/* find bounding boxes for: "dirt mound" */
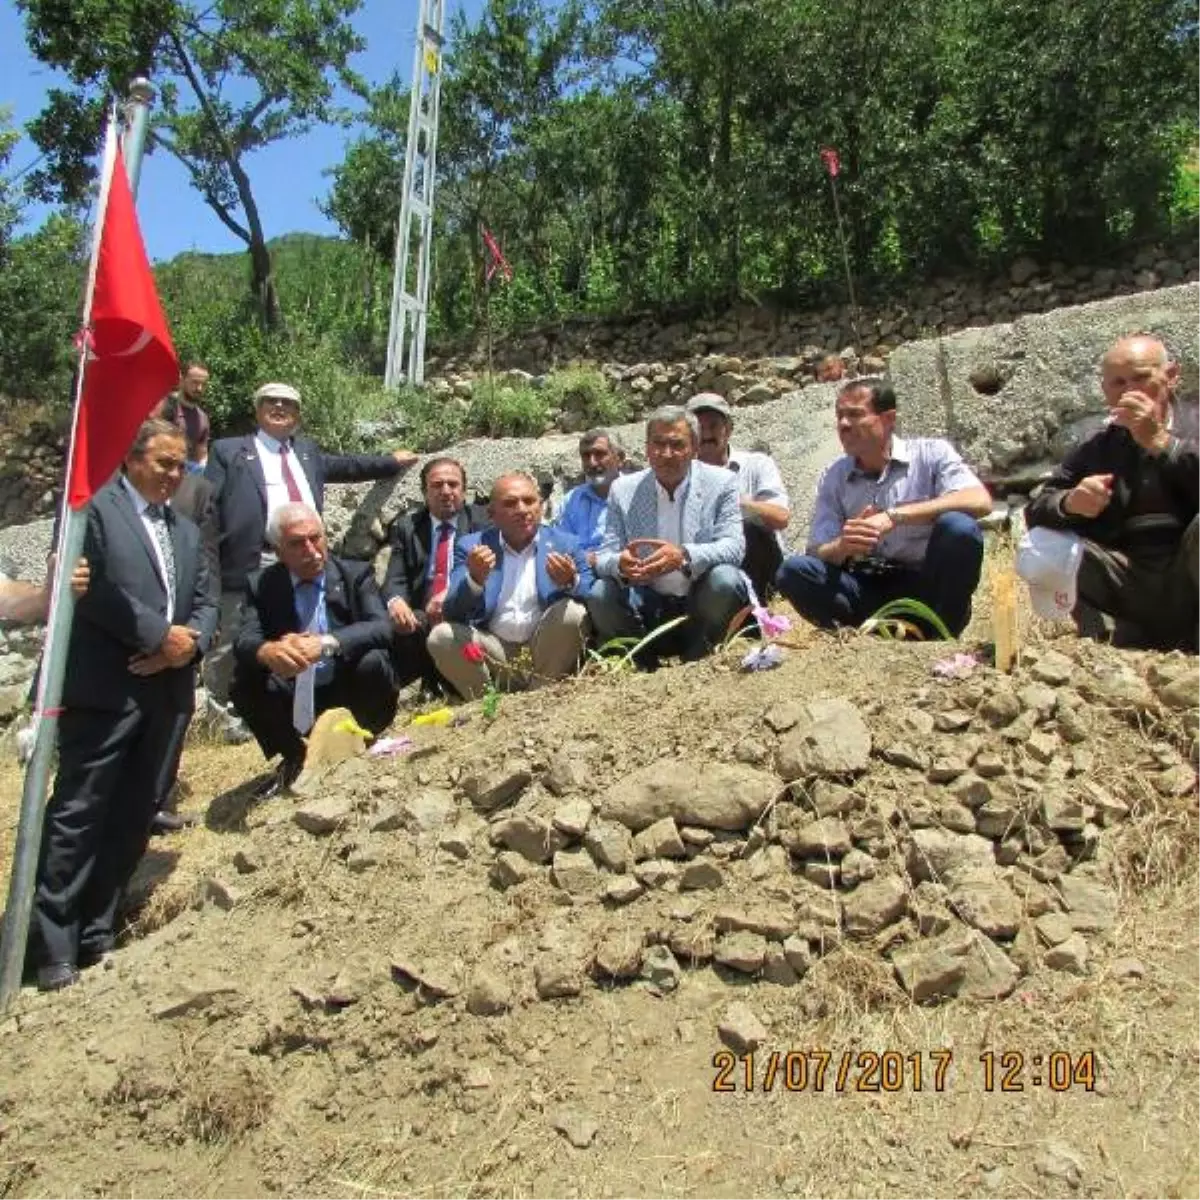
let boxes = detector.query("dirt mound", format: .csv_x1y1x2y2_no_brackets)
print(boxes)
0,632,1197,1198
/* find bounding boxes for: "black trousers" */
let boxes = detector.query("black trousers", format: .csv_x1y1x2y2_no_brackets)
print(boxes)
390,615,444,693
743,522,783,603
33,701,191,967
231,648,399,763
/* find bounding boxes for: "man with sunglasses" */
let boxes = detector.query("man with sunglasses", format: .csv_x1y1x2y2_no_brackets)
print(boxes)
776,377,992,637
204,382,418,723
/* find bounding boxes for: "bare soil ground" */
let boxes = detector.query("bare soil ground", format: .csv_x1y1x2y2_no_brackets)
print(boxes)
0,569,1197,1199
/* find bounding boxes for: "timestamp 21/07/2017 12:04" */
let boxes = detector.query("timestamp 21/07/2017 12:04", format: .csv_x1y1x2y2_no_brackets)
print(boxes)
711,1049,1099,1093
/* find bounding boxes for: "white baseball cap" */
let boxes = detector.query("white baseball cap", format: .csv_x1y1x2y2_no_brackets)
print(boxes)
1015,527,1084,621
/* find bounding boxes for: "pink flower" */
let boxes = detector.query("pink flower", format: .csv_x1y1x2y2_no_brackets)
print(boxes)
753,607,792,638
461,643,486,664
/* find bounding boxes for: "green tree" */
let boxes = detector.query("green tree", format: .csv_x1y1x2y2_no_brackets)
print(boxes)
0,109,87,402
17,0,367,331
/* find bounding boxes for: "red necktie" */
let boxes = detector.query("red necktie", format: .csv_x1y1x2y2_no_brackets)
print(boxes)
279,442,303,503
431,522,452,597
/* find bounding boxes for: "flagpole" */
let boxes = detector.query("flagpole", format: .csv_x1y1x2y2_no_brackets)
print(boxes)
828,172,863,351
820,147,863,353
0,79,156,1011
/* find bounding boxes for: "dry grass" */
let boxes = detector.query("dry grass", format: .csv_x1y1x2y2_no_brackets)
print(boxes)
180,1059,273,1146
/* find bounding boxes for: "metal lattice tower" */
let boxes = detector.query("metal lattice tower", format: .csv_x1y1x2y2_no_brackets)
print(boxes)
384,0,446,389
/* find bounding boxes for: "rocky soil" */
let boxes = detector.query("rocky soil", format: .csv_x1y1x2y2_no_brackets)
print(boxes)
0,628,1196,1199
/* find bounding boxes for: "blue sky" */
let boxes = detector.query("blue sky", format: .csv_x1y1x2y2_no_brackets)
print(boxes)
1,0,484,263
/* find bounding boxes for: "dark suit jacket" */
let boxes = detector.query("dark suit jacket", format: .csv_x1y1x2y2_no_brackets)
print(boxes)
233,555,395,671
173,472,220,591
64,479,218,713
206,433,406,592
444,526,593,627
382,503,491,612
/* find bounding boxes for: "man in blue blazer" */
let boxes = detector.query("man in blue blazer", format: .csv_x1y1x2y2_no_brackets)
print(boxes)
32,418,218,990
590,404,748,662
427,472,592,698
203,382,417,717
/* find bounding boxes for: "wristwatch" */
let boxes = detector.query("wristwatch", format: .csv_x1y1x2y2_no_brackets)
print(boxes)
319,634,340,660
885,507,903,528
680,547,693,578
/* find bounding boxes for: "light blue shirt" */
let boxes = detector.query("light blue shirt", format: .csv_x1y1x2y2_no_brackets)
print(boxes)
555,483,609,552
807,436,983,566
291,571,333,684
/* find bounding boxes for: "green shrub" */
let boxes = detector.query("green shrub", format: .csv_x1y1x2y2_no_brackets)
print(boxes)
388,384,470,452
468,381,553,438
541,367,629,428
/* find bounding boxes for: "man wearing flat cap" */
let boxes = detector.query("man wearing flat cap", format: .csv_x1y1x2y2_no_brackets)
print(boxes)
204,382,418,718
686,392,791,602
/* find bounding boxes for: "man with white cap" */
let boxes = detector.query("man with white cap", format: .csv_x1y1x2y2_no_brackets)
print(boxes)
204,382,418,721
686,392,791,600
1025,335,1198,649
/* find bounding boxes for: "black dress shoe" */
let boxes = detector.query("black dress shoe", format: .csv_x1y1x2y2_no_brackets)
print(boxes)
150,810,197,835
37,963,79,992
254,754,305,799
78,941,115,969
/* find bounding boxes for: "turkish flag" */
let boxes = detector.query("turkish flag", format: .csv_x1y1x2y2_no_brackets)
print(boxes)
67,145,178,508
820,147,840,178
481,223,513,284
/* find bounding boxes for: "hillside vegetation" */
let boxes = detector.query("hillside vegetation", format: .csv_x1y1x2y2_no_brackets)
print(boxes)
0,0,1196,449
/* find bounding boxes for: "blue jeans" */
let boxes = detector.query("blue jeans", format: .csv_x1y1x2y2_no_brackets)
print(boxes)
587,564,749,661
775,512,984,637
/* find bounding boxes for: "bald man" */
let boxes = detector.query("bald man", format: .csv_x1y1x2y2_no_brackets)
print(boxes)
1026,336,1198,650
427,472,592,699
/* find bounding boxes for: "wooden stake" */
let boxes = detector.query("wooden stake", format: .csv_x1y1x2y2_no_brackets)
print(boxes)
993,566,1020,673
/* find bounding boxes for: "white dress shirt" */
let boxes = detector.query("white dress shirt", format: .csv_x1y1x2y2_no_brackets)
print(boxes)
121,475,174,615
468,538,543,643
652,478,690,597
256,430,317,522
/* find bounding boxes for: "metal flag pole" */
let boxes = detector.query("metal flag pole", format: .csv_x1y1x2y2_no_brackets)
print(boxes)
0,79,156,1011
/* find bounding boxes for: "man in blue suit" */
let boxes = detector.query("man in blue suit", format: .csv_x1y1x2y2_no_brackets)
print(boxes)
589,405,748,662
427,472,592,698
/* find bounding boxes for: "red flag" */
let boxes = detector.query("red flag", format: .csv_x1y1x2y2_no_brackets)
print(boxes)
481,223,513,284
820,147,840,178
67,144,178,508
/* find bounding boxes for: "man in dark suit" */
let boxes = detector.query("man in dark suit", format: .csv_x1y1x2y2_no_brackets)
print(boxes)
381,456,489,689
31,419,218,991
427,472,592,699
203,381,417,717
230,502,399,793
148,397,225,831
